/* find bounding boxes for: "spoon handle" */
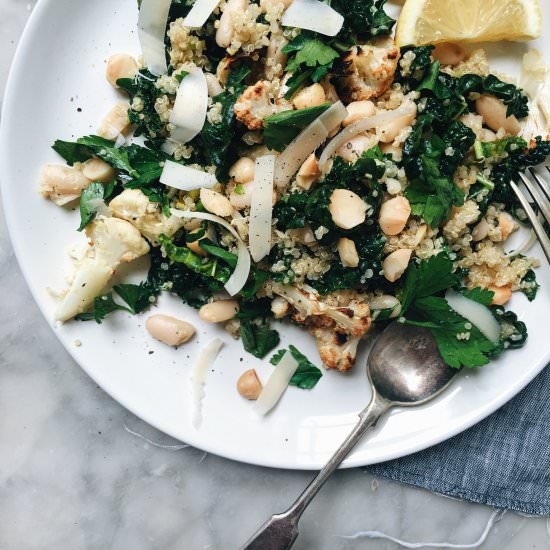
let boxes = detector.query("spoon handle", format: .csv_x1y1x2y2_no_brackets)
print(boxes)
240,392,390,550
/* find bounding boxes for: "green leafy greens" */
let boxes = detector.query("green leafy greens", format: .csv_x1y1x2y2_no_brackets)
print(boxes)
330,0,396,40
270,345,323,389
282,36,340,98
263,103,331,151
240,321,280,359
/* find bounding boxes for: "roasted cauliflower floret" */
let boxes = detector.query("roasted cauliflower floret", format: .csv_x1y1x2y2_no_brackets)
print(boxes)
271,283,372,371
309,328,362,373
109,189,186,244
234,80,290,130
335,37,400,103
55,217,150,322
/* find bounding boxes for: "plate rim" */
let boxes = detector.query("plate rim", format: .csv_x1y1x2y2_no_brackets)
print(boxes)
2,0,550,471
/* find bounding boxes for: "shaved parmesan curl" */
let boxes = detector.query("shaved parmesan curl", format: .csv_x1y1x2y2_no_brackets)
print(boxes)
138,0,172,75
160,161,217,191
249,155,276,262
254,351,299,415
445,291,500,344
191,338,225,428
184,0,221,28
274,101,348,190
282,0,344,37
169,68,208,144
170,209,251,296
318,101,417,171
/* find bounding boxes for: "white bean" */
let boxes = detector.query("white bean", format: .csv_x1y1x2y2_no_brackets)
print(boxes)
205,73,224,97
498,212,515,240
378,111,416,143
337,134,379,163
383,249,412,283
379,196,411,236
229,182,254,210
296,153,321,190
39,165,92,205
216,0,248,48
471,218,490,241
380,142,403,161
432,43,467,66
292,84,326,110
342,101,375,127
489,285,512,306
199,300,240,323
475,95,520,135
229,157,255,184
81,159,116,183
106,53,138,88
237,369,263,400
329,189,367,230
187,241,205,256
271,296,289,319
97,102,131,140
200,188,234,217
146,314,196,347
337,238,360,268
369,294,401,318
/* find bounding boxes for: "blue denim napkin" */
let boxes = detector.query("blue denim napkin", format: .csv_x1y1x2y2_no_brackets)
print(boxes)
368,366,550,516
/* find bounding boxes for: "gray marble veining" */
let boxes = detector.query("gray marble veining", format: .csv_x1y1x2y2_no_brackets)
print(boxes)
1,1,550,548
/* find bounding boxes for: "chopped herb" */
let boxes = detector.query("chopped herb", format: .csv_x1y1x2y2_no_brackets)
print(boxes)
78,183,106,231
405,296,496,369
76,293,132,323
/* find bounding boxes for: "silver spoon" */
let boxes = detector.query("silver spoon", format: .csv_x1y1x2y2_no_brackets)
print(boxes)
241,322,457,550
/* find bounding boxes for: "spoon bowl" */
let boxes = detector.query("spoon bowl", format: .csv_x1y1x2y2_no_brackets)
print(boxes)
368,323,457,404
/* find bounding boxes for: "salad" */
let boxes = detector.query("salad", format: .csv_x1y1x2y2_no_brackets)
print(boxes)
40,0,549,405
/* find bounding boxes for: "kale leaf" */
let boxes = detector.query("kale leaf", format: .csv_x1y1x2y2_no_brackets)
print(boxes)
273,192,309,230
330,0,396,40
490,306,528,354
159,234,233,285
310,231,386,295
481,137,550,212
190,65,251,182
117,69,166,147
240,321,280,358
403,116,473,227
270,345,323,389
147,245,221,309
305,150,385,239
520,269,539,302
456,74,529,118
263,103,331,151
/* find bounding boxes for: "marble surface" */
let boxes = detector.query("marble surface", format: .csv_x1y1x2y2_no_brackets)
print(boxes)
1,2,550,549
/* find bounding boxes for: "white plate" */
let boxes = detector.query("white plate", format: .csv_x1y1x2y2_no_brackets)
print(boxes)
1,0,550,470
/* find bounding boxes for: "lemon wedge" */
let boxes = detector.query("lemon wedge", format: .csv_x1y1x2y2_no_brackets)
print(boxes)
395,0,542,47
